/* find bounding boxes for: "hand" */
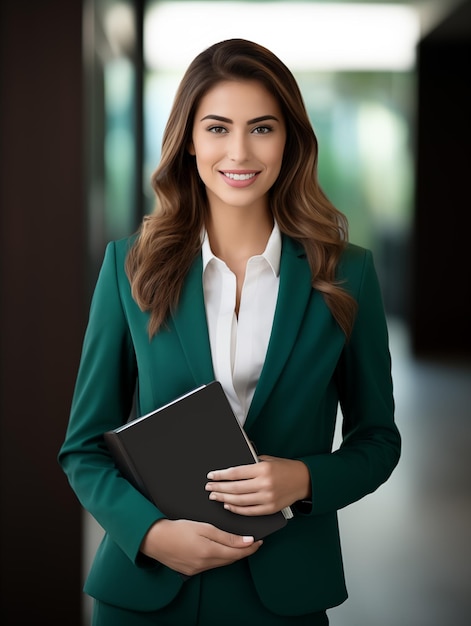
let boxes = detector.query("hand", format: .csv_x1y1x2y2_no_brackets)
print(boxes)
139,519,263,577
205,456,311,516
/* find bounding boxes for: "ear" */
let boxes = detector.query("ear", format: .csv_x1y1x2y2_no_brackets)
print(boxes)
187,141,195,156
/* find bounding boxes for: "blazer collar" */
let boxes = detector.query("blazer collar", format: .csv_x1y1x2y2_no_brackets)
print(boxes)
170,236,321,427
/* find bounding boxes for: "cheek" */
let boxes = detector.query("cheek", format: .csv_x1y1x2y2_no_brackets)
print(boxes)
193,141,219,167
194,150,218,183
266,137,285,164
267,140,286,172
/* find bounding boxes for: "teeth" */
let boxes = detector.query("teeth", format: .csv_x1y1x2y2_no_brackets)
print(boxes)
224,172,256,181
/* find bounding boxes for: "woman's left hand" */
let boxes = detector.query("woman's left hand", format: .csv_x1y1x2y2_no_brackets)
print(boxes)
205,456,311,516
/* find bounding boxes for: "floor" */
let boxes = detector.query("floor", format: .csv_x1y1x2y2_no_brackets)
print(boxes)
83,317,471,625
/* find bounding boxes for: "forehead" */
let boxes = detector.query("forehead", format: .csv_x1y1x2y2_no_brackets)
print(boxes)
195,80,282,118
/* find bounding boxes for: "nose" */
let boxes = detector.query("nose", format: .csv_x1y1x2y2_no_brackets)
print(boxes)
227,131,250,162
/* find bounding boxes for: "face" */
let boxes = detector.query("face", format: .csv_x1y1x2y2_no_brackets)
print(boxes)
189,80,286,215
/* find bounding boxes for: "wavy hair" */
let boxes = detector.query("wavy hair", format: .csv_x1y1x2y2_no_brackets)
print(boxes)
126,38,357,338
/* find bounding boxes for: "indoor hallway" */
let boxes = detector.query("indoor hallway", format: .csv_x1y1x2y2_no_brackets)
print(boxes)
331,317,471,626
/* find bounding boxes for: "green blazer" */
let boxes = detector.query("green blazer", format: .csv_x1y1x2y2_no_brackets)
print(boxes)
58,235,400,615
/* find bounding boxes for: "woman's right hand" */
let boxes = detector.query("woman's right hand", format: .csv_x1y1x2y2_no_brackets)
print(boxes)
139,518,263,577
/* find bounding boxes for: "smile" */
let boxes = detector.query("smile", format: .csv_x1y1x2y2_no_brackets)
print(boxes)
222,172,257,181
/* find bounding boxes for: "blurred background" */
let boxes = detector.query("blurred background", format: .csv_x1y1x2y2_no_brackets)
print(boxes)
1,1,470,624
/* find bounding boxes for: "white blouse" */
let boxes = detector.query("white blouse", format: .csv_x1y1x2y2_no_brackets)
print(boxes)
202,223,281,425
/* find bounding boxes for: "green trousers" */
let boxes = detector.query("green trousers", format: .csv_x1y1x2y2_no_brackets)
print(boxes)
91,559,329,626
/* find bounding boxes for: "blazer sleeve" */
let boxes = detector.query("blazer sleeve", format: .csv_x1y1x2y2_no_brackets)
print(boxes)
58,241,166,566
297,247,401,515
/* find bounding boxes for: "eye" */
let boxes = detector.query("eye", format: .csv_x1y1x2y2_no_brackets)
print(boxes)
208,126,228,135
252,125,273,135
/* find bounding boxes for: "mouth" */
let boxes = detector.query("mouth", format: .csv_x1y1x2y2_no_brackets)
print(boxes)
219,170,261,188
221,171,258,181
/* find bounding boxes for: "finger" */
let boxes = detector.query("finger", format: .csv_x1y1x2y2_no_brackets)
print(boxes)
212,538,264,566
223,502,271,516
199,523,263,549
205,478,259,495
207,464,257,481
208,489,263,507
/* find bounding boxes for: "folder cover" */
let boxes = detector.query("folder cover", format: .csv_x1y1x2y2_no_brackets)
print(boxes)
104,381,289,540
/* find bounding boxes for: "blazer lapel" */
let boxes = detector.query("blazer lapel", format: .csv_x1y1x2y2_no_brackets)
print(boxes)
170,239,331,426
171,254,215,386
245,237,316,429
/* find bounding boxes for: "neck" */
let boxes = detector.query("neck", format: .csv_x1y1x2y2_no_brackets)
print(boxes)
206,207,273,264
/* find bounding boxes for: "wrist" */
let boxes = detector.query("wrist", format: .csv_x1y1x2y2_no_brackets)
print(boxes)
293,460,311,501
140,518,170,557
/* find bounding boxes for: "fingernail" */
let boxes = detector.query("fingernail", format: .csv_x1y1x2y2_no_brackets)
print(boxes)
207,472,214,480
242,536,254,543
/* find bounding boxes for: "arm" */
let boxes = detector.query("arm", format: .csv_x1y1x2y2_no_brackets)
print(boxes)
58,241,262,571
299,248,401,515
58,242,163,565
205,249,400,517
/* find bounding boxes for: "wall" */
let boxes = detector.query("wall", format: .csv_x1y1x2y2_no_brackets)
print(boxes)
412,0,471,359
0,1,85,623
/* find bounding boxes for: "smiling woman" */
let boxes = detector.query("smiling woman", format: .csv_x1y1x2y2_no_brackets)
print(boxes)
58,38,401,626
188,80,286,218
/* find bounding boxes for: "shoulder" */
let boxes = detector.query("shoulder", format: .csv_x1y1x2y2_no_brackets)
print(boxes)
338,243,381,303
339,243,372,272
98,234,138,279
338,243,372,274
94,235,138,297
282,236,373,275
106,234,138,263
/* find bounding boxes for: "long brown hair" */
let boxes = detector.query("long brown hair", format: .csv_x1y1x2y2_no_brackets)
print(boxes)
126,38,357,338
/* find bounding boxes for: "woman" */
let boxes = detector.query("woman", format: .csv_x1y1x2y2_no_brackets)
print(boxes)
58,38,401,625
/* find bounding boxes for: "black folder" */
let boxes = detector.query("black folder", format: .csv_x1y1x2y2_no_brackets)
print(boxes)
104,381,290,540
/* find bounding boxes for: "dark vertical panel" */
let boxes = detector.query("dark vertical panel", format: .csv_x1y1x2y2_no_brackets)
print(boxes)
0,1,85,623
412,0,471,359
134,0,146,224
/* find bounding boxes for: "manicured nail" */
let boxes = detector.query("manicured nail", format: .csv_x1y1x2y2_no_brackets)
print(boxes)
207,472,214,480
242,536,254,543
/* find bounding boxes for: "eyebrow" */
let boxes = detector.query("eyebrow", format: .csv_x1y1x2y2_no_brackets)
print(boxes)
199,114,280,125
